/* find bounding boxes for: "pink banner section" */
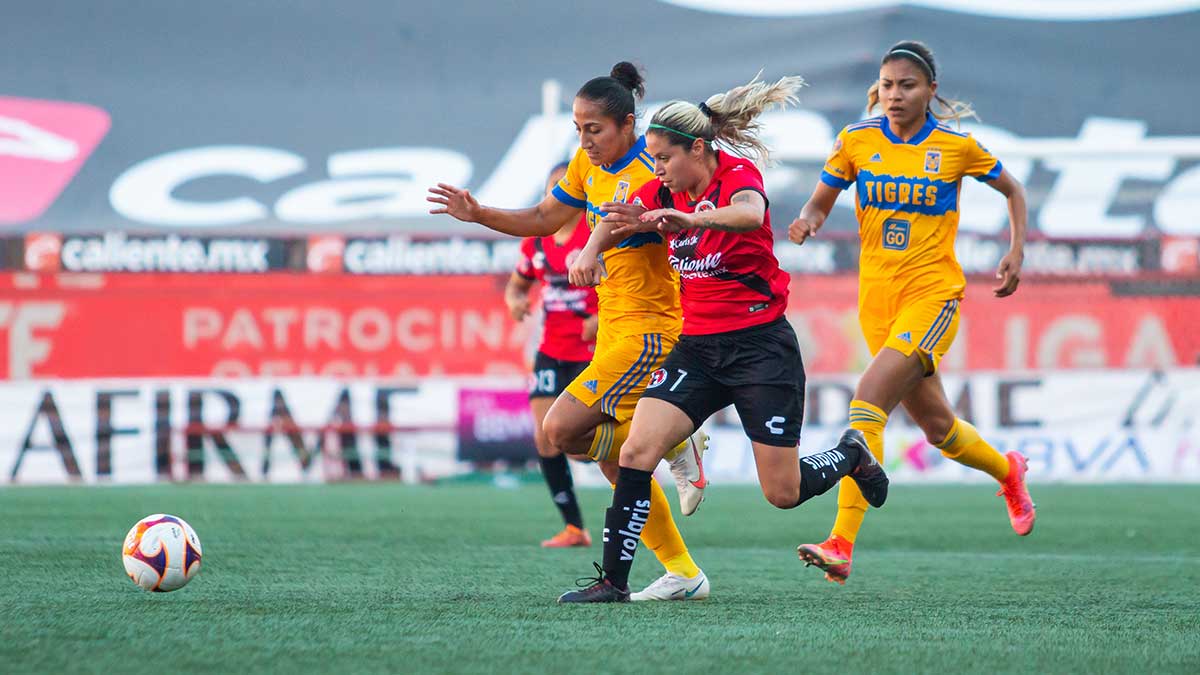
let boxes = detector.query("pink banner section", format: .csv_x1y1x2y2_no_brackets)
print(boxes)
456,388,534,462
0,272,1196,379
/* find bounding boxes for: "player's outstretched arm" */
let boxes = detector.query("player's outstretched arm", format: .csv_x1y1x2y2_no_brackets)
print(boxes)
789,182,840,245
664,190,766,233
428,184,580,238
983,169,1027,298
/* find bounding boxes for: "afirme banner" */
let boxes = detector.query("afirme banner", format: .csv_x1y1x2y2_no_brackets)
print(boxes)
1,274,1197,379
1,371,1197,486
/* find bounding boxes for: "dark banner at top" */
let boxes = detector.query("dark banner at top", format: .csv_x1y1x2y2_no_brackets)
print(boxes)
1,1,1199,241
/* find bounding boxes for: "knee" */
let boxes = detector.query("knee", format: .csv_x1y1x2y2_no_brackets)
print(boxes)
918,413,956,445
542,414,572,451
533,429,557,459
618,436,659,470
763,484,801,510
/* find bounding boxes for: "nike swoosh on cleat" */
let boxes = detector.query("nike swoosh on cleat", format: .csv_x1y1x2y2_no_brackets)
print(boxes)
688,443,708,488
684,579,705,597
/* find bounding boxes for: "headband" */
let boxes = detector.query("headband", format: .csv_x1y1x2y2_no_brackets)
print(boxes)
888,48,935,80
648,123,702,141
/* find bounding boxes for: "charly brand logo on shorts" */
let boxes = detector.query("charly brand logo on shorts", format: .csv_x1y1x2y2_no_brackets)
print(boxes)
656,0,1200,20
0,96,111,225
647,368,668,388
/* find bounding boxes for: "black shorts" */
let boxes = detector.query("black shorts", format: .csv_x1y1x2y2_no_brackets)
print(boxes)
642,317,805,446
529,351,591,399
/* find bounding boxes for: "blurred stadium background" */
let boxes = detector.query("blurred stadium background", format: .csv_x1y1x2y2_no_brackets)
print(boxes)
1,1,1198,672
1,0,1196,487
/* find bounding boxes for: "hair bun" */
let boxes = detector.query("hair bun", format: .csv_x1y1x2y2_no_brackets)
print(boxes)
609,61,646,100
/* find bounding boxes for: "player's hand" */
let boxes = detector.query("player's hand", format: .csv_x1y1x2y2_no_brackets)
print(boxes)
994,249,1023,297
580,314,599,342
427,183,482,222
788,216,820,245
640,208,693,233
506,296,530,322
600,201,654,238
569,251,603,287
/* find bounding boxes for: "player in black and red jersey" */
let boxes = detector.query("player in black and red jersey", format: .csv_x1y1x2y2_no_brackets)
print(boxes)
560,75,889,602
506,162,600,548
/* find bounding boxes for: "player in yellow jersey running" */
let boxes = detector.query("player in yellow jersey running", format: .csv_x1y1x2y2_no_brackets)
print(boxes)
428,63,711,601
788,41,1037,585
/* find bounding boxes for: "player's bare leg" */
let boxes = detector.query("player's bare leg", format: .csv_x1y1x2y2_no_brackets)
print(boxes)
545,391,708,513
801,348,920,584
531,396,590,548
547,395,707,603
543,391,612,458
621,399,711,601
904,374,1035,535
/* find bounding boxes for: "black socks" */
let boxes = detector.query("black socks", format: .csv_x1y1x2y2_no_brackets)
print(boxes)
601,466,653,590
539,454,583,528
797,443,861,506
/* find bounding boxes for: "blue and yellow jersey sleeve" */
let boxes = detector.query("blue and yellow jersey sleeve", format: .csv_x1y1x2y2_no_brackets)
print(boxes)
821,123,867,190
552,148,589,209
962,137,1003,182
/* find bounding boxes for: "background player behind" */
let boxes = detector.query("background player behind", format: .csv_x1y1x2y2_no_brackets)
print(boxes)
788,40,1036,585
429,63,711,600
559,75,888,603
506,162,599,548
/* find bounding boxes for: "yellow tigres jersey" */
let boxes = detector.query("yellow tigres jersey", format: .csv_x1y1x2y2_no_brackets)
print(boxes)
553,135,681,341
822,112,1003,302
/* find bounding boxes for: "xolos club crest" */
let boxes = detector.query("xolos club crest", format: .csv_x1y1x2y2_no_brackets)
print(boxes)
647,368,668,388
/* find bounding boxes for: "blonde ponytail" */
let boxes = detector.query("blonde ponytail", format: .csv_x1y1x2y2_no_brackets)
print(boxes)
647,73,805,165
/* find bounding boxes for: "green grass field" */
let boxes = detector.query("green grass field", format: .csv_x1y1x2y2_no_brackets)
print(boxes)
1,482,1198,674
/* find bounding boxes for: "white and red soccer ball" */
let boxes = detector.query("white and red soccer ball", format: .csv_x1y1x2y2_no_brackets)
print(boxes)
122,514,202,592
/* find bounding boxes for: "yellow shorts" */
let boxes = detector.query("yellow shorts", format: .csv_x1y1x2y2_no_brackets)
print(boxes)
564,332,676,423
860,297,960,375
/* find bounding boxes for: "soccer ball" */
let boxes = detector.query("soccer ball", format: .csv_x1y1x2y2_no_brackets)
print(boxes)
122,514,203,592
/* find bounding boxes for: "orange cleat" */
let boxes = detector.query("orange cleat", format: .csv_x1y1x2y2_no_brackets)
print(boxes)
797,535,854,585
541,525,592,548
998,452,1036,536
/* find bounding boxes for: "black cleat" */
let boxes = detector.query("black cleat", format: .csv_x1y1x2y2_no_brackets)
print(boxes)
843,429,889,508
557,563,631,604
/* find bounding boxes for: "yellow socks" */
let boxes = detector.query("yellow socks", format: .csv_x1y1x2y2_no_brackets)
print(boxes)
641,478,701,578
937,418,1009,481
831,400,888,543
587,421,631,462
593,422,687,462
662,437,690,461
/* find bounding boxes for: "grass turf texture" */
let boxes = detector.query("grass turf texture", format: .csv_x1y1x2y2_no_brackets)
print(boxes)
1,483,1198,674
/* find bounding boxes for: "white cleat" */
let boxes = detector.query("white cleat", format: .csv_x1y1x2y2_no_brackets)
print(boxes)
668,428,710,516
630,570,710,602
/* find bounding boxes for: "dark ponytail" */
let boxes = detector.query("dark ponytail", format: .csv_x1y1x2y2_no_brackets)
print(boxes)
576,61,645,122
